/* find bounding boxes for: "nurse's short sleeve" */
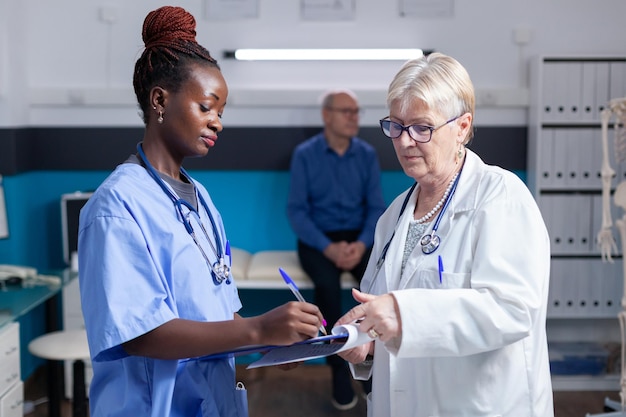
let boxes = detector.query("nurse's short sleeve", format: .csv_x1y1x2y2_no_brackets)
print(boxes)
79,214,177,362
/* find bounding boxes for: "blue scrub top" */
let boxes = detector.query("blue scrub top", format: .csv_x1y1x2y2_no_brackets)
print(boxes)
78,163,245,417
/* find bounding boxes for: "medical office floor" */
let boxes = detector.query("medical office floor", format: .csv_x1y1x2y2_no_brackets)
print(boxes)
23,364,621,416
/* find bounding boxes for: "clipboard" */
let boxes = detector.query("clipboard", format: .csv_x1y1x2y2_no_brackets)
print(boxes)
247,323,371,368
184,322,371,368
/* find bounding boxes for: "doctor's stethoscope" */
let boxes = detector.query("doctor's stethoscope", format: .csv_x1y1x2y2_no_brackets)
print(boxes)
365,168,462,293
137,143,231,285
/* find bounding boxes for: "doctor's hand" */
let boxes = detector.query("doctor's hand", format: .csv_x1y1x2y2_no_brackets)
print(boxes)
336,288,402,343
338,341,372,364
256,301,324,346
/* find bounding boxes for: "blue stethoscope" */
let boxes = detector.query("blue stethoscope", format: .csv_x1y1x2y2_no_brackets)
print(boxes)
365,168,462,293
419,171,461,254
136,143,231,285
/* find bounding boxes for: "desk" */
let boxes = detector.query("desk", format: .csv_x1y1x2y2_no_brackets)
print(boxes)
0,269,77,417
0,270,75,326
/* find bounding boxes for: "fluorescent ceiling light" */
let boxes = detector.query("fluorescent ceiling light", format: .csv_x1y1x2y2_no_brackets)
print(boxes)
225,48,425,61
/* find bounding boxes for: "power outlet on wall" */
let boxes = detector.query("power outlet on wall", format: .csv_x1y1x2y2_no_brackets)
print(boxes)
99,5,118,24
513,27,532,46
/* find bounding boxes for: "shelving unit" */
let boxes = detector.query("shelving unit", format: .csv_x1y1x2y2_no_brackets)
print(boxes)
528,55,626,391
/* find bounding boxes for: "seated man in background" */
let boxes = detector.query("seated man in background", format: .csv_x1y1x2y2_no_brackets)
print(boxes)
287,89,386,410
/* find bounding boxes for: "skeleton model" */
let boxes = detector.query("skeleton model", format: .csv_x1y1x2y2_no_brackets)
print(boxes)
592,97,626,416
598,98,626,262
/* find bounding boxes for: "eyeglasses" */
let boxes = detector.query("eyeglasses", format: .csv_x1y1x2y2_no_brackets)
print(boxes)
326,107,362,116
379,115,461,143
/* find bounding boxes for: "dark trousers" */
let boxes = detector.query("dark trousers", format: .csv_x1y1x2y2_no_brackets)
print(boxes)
297,230,371,369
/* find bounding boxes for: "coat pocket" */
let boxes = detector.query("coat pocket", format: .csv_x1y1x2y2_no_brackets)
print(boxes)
415,269,471,289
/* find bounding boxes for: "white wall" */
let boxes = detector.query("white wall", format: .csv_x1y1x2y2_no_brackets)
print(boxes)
1,0,626,128
0,0,29,126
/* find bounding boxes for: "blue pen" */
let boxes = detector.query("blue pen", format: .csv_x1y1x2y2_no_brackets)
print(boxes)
438,255,443,284
224,240,231,267
279,267,327,335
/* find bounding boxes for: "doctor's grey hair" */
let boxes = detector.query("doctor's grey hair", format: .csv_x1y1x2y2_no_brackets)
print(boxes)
387,52,475,144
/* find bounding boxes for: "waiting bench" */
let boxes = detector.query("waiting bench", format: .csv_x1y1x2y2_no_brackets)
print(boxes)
230,248,358,289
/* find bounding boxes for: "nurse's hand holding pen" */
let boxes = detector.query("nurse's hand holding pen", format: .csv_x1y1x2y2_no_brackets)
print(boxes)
335,288,402,363
252,301,325,347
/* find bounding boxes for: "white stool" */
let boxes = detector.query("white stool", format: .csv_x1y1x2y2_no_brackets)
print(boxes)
28,329,90,417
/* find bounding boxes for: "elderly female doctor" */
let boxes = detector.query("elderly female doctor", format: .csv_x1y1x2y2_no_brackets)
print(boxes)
336,52,554,417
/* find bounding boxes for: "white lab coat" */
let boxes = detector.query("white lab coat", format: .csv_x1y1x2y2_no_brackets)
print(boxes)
351,150,554,417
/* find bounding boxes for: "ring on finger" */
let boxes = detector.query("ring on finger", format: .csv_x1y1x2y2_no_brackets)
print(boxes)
368,328,380,339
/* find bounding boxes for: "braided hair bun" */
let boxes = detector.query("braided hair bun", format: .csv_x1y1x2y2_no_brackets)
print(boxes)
143,6,197,55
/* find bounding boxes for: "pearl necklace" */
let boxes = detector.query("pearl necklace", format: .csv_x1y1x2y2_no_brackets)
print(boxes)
414,172,459,224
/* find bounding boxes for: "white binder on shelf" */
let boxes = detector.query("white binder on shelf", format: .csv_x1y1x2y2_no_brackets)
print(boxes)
610,61,626,99
575,128,595,189
547,258,564,318
578,129,594,189
564,128,580,188
541,62,561,123
573,194,593,254
538,196,558,254
580,62,597,123
564,62,583,122
552,129,569,189
538,128,555,189
552,195,569,256
599,258,622,317
560,259,579,317
593,62,611,122
549,258,588,318
568,195,585,254
616,163,622,190
586,258,605,318
573,258,593,317
557,195,576,255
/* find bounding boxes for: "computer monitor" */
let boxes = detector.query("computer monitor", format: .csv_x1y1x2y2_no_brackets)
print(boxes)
61,192,93,268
